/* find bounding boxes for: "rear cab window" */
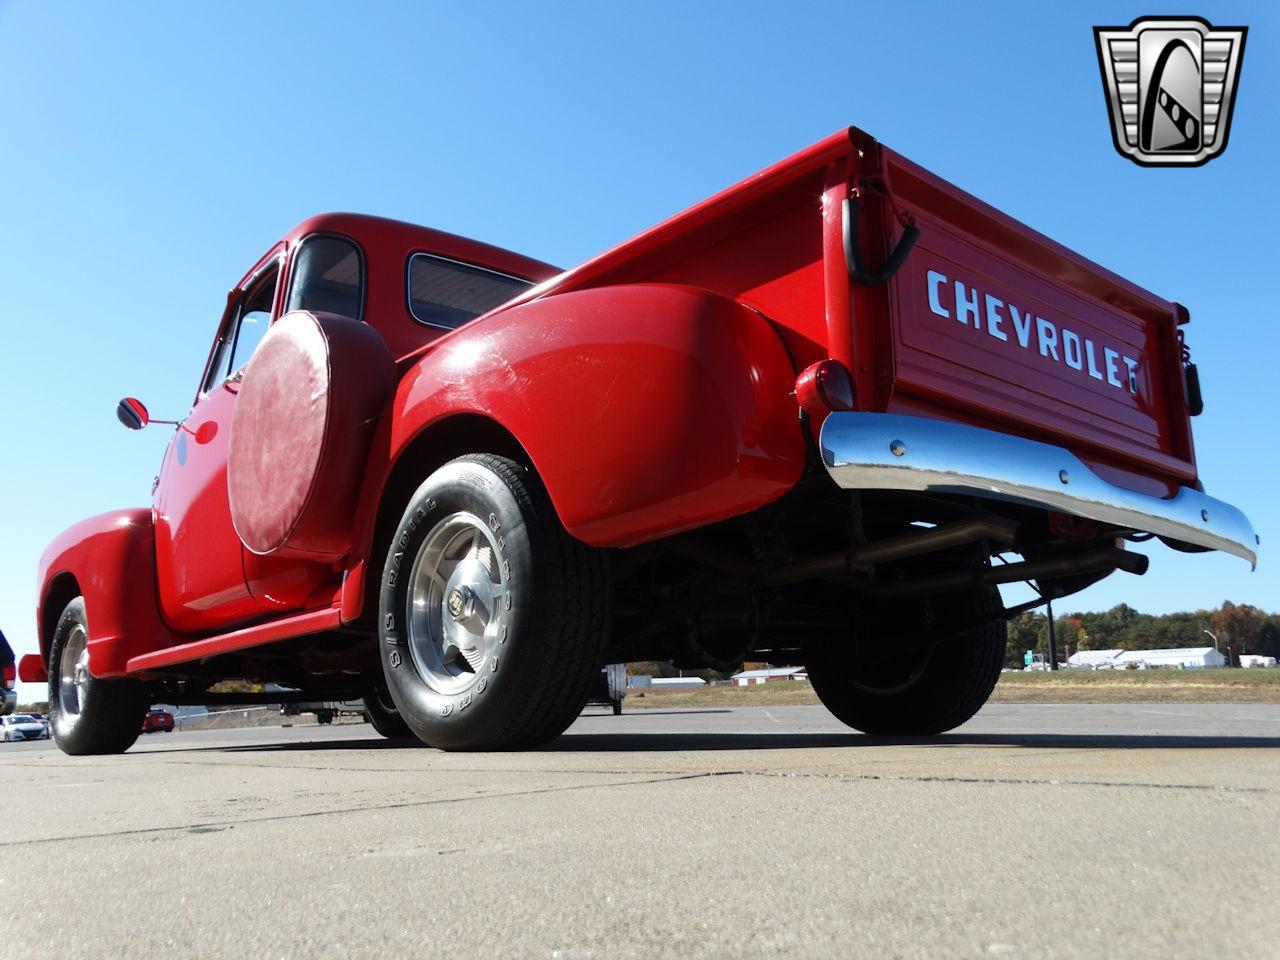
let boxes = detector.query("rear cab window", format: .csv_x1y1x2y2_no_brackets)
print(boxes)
287,235,365,320
406,254,533,330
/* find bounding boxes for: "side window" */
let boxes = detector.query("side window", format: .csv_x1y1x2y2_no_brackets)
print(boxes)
228,269,276,372
203,262,280,393
286,235,364,320
407,254,532,330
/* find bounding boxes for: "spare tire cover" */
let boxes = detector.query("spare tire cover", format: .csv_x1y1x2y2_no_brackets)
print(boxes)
229,310,394,560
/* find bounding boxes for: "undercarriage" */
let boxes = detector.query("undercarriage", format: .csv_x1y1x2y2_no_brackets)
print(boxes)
608,479,1148,672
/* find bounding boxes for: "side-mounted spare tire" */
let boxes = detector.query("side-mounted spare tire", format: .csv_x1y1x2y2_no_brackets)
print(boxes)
228,310,394,561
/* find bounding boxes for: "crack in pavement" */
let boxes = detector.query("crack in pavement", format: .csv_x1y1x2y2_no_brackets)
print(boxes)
3,740,1265,778
9,755,1272,795
3,763,1270,850
0,770,729,848
759,770,1274,794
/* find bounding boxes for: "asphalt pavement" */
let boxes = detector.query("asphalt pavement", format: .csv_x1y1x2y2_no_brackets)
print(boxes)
2,703,1278,959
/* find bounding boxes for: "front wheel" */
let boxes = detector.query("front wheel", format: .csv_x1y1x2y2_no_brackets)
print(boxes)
805,587,1005,736
363,678,412,739
48,598,147,755
378,454,610,751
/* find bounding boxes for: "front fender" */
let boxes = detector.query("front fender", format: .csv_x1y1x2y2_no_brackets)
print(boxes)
37,509,180,678
389,283,805,547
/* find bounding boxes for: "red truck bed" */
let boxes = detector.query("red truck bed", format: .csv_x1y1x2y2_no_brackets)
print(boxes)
522,126,1196,497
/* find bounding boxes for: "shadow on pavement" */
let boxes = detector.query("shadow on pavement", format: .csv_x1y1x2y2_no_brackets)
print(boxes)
542,732,1280,752
156,730,1280,755
577,709,732,717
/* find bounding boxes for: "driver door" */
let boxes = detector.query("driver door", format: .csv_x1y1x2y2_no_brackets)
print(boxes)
153,249,282,634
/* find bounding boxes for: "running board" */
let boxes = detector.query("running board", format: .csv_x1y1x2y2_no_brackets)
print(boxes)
125,607,343,674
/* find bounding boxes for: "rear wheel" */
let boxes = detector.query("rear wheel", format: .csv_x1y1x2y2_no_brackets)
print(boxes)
805,587,1005,735
379,454,610,751
48,598,147,755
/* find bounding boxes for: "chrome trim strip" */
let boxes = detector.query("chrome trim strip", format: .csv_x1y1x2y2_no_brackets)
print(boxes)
820,413,1258,568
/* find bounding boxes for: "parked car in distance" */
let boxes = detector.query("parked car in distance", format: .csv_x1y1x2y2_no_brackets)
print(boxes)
140,708,175,734
1,714,50,742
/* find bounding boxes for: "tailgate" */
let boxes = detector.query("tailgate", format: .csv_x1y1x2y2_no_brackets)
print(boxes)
868,145,1196,486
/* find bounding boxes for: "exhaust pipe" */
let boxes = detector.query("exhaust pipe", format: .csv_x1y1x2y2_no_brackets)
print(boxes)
864,545,1147,599
756,517,1020,586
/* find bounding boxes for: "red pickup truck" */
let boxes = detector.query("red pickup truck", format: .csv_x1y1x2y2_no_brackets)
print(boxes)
24,126,1255,755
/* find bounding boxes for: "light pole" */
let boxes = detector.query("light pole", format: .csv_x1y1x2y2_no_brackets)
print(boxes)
1046,598,1058,671
1204,629,1224,667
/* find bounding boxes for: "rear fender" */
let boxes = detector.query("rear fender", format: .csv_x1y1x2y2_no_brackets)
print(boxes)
340,283,804,620
37,509,181,678
396,283,803,543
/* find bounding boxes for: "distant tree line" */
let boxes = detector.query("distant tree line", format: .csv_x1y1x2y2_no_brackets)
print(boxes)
631,602,1279,675
1004,601,1278,669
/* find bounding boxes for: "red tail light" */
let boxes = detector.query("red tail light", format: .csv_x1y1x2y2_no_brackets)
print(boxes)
2,662,15,689
795,359,856,416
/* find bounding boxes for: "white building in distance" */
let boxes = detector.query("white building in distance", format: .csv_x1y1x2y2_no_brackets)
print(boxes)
1240,655,1277,669
1067,647,1227,669
731,666,808,686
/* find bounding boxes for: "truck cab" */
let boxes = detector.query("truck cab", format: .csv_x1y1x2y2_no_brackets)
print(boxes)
152,215,558,635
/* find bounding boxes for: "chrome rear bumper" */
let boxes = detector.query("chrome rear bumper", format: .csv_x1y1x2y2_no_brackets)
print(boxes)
820,413,1258,568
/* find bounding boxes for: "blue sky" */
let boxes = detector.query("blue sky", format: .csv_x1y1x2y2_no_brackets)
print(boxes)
1,1,1275,697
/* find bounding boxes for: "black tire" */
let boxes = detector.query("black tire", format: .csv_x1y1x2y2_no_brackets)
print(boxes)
48,598,147,755
378,454,610,751
363,678,412,739
805,587,1005,736
316,711,334,725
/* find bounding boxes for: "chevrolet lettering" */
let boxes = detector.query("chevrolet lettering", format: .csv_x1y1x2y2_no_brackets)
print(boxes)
926,268,1140,393
27,126,1255,757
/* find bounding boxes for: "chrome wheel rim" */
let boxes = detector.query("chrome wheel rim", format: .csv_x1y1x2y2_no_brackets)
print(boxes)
406,512,508,695
58,623,90,728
